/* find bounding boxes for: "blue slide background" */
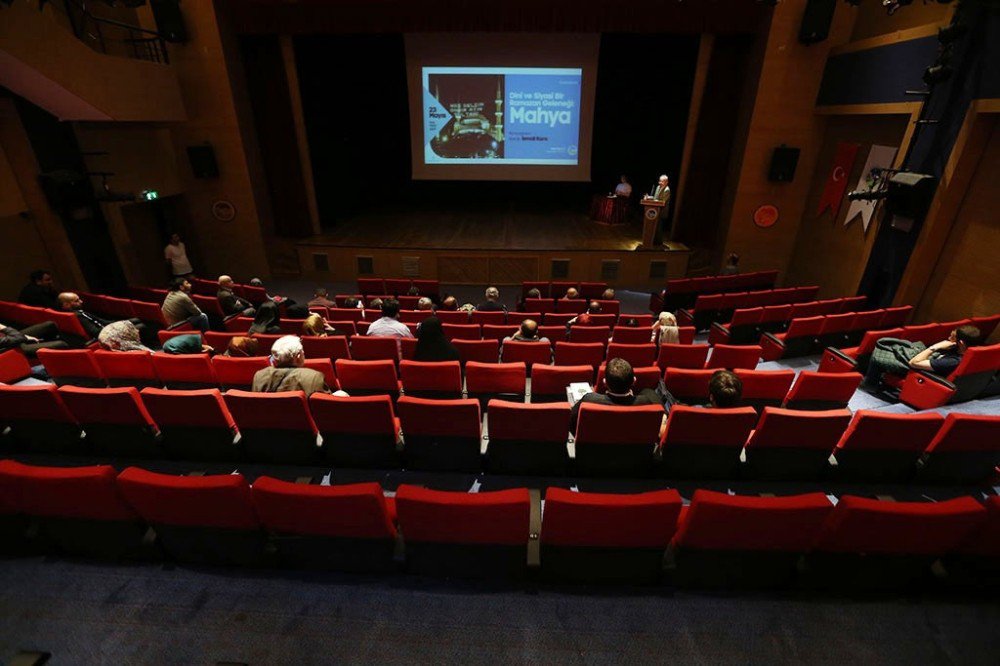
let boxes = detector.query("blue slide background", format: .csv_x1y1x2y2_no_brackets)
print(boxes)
504,74,581,162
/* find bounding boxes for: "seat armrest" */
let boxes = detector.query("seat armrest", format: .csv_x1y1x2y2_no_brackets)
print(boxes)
708,321,730,346
759,331,785,361
817,346,858,374
899,370,956,410
676,308,694,327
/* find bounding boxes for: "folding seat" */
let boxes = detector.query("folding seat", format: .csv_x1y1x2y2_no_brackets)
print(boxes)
482,324,519,342
0,349,32,384
140,388,239,461
543,312,576,326
585,314,617,327
831,410,943,482
524,297,554,314
658,405,758,478
946,496,1000,587
905,323,943,347
818,327,903,374
92,350,161,389
555,299,588,315
485,400,570,474
189,277,217,296
411,280,440,299
328,307,364,323
202,331,240,350
251,477,398,572
662,368,715,404
130,286,168,303
794,286,820,302
626,314,654,327
845,309,885,346
899,342,1000,409
470,310,507,325
397,396,482,472
594,300,621,316
530,364,593,403
594,364,661,393
551,282,579,298
0,384,82,453
399,336,416,360
192,294,230,326
357,278,385,296
916,413,1000,484
307,306,329,319
538,324,568,342
326,321,358,337
397,296,419,310
704,344,761,371
669,490,834,588
971,314,1000,342
541,488,682,584
839,295,867,313
350,335,400,362
250,334,282,356
709,307,762,346
569,325,610,345
56,385,160,457
442,323,481,341
223,390,321,465
789,301,823,319
805,495,986,590
0,460,147,559
212,356,269,391
579,282,608,300
573,403,665,476
310,393,400,468
522,281,550,299
334,359,400,399
224,316,254,332
433,310,470,324
734,368,795,414
117,467,266,566
240,284,269,306
612,326,652,344
395,485,531,578
879,305,913,328
814,298,843,316
606,342,656,368
465,361,526,409
815,312,856,349
384,278,412,296
453,338,500,365
400,360,462,399
759,316,825,361
742,407,851,480
501,341,552,370
277,319,309,335
36,349,106,387
301,335,351,362
757,304,793,334
782,371,862,411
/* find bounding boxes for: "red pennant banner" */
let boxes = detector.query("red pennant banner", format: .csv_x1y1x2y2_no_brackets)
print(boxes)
817,141,860,218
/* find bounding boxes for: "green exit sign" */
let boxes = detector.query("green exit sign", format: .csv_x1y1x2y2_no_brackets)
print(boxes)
141,189,159,201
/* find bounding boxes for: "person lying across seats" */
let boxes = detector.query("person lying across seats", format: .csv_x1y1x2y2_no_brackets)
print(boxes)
864,324,981,391
569,357,676,438
60,292,148,341
0,320,68,354
251,335,346,398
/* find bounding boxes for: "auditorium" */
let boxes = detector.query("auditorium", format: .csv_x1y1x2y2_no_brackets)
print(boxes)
1,0,999,662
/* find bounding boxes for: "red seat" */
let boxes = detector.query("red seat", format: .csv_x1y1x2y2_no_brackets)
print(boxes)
541,488,682,583
879,305,913,328
569,325,610,345
384,278,412,296
92,350,161,389
486,400,570,474
759,315,825,361
117,467,265,566
585,314,617,327
59,385,160,457
521,281,549,299
501,341,552,370
554,342,604,371
594,364,661,394
350,336,400,362
579,282,608,300
397,396,482,472
917,413,1000,484
309,393,400,468
299,335,351,361
395,485,531,579
223,390,320,464
0,460,145,559
949,496,1000,582
328,307,364,323
470,310,507,325
832,410,944,482
212,356,269,391
141,388,239,461
411,280,440,299
573,403,665,476
606,342,656,368
357,278,385,296
670,490,834,588
846,310,886,345
656,343,709,371
658,405,757,478
433,310,470,324
442,323,482,341
0,384,81,453
250,333,282,355
399,360,462,399
543,313,576,326
399,336,417,360
782,371,862,411
557,300,586,316
537,324,567,342
481,324,519,342
524,297,554,314
334,359,400,398
150,352,219,390
594,300,621,316
36,349,106,387
251,477,397,572
465,361,526,409
732,369,795,415
612,327,652,344
662,368,716,404
0,350,32,384
705,344,761,370
203,331,241,350
530,364,593,403
743,407,852,479
302,358,338,389
453,338,500,365
899,342,1000,409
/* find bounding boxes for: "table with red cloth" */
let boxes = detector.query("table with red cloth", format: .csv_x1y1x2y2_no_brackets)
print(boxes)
590,194,628,225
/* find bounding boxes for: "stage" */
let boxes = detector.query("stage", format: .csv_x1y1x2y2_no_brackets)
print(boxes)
294,202,690,288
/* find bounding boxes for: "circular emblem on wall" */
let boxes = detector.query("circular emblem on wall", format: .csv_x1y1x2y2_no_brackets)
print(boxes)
212,200,236,222
753,204,779,228
644,207,659,221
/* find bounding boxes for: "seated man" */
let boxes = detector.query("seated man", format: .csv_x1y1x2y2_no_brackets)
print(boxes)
17,269,57,309
476,287,506,312
569,357,672,437
308,287,336,309
251,335,344,398
161,278,210,332
217,275,255,317
908,325,980,377
503,319,549,346
563,287,580,300
366,298,413,340
438,295,458,311
1,320,68,354
417,297,434,311
865,325,980,389
706,370,742,408
58,292,146,342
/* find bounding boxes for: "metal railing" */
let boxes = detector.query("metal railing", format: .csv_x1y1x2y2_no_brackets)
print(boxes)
54,0,170,64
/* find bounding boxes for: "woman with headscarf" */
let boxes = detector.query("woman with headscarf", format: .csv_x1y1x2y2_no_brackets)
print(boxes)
652,311,680,345
98,320,151,352
413,316,460,362
248,301,281,335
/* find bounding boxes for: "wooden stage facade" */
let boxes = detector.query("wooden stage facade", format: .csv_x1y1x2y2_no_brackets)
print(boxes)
294,207,690,288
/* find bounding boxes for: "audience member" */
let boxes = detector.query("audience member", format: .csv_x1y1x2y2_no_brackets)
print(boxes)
569,357,672,436
59,292,146,340
301,313,347,337
98,320,150,352
17,269,57,309
652,311,680,344
248,301,282,335
707,370,742,408
162,333,213,355
504,319,548,344
439,295,458,311
161,278,210,332
864,325,980,389
249,277,295,308
368,297,384,310
308,288,336,309
217,275,255,317
343,296,361,309
476,287,506,312
0,320,68,354
225,336,259,357
720,253,740,276
407,285,420,296
164,233,193,278
417,297,434,311
567,301,602,328
251,335,342,397
413,317,460,362
601,288,616,300
563,287,580,300
366,298,413,341
526,288,542,300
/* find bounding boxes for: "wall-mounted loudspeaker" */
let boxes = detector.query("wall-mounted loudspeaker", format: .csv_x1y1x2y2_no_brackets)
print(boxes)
768,145,800,182
798,0,837,45
150,0,188,43
187,145,219,179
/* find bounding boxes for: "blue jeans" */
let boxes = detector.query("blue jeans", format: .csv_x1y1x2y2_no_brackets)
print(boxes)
188,313,210,332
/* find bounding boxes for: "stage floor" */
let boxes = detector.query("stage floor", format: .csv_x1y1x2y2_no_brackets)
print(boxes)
300,207,644,252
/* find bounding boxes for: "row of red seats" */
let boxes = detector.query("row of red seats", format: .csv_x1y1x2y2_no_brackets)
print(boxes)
652,270,780,312
186,278,269,304
3,459,995,587
520,281,609,300
0,300,90,341
711,303,912,346
303,303,628,326
677,285,823,331
760,308,923,360
357,278,440,298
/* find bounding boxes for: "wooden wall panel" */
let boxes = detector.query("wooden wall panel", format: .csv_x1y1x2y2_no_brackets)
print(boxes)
438,257,490,284
489,257,538,286
0,142,26,218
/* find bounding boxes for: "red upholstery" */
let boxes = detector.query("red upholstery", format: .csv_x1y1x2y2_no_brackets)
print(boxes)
350,336,400,362
397,396,481,437
442,324,482,341
302,358,338,389
575,403,664,444
0,384,77,424
465,362,526,400
744,407,851,459
141,388,236,429
434,310,471,324
956,496,1000,557
400,360,462,397
0,460,137,522
656,343,709,371
58,385,157,428
705,344,761,370
543,313,576,326
117,467,258,529
36,349,106,386
594,300,621,316
453,339,500,364
357,278,385,295
93,350,159,387
411,280,440,298
522,281,550,299
212,356,269,390
836,410,943,453
530,364,594,401
812,495,986,555
899,342,1000,409
606,343,656,368
488,400,569,444
0,350,32,384
612,327,652,344
334,359,400,396
151,352,219,388
249,334,282,355
538,325,568,342
554,342,604,368
309,393,399,437
579,282,608,300
384,278,412,296
556,299,587,314
252,478,396,539
732,369,795,410
204,332,241,350
223,389,318,433
662,368,716,403
502,341,552,368
659,406,757,450
923,413,1000,454
395,485,530,545
542,488,682,548
482,324,519,342
880,305,913,328
301,336,351,361
672,490,833,551
569,326,610,344
328,307,364,322
470,310,507,325
594,364,661,393
524,298,554,314
783,371,862,410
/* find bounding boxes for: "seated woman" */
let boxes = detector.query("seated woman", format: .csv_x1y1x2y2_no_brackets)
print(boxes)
651,311,680,344
248,301,281,335
413,316,460,362
162,333,214,355
98,320,150,352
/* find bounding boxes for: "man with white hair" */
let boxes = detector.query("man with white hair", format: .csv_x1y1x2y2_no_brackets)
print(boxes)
643,174,671,243
251,335,341,397
476,286,506,312
217,275,255,317
417,297,434,311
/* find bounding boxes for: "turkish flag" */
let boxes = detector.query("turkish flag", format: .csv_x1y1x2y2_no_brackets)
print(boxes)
817,141,860,218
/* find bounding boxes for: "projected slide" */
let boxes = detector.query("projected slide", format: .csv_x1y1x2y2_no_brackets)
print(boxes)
422,67,582,166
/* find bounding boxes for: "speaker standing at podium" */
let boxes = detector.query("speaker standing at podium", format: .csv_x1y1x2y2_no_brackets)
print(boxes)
643,174,671,244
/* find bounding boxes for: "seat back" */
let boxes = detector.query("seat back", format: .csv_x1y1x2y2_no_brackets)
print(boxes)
662,368,715,404
554,342,604,370
705,344,761,370
574,403,664,476
569,326,610,344
334,359,399,397
743,407,851,479
530,364,593,402
606,343,656,368
555,299,587,314
594,364,661,393
470,310,507,325
611,326,652,344
465,361,526,408
300,336,351,361
453,339,500,365
783,371,862,410
486,400,570,474
92,350,160,389
0,350,33,384
880,305,913,328
442,323,482,341
482,324,519,342
150,352,219,389
502,341,552,369
399,360,462,398
36,349,106,387
0,384,80,453
309,393,399,467
141,387,238,461
919,413,1000,483
732,369,795,414
833,410,944,481
223,390,319,464
212,356,269,391
58,385,159,457
397,396,482,472
350,336,400,362
659,405,758,478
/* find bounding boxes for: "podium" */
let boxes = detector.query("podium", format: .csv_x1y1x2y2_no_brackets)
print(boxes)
638,199,665,250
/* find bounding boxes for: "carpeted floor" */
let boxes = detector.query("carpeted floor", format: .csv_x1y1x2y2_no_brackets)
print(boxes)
1,557,998,664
